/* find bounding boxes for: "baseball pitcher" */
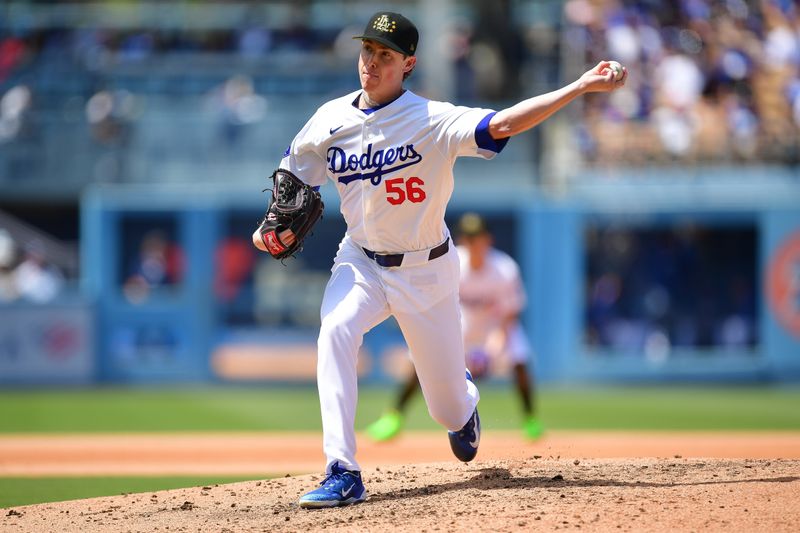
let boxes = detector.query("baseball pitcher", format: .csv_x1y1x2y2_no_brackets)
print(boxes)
252,11,627,509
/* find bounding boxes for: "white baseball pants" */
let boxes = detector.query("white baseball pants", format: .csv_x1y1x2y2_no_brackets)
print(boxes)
317,235,479,473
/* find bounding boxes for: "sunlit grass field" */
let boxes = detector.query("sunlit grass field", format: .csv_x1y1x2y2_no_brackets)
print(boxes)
2,385,799,433
1,385,798,508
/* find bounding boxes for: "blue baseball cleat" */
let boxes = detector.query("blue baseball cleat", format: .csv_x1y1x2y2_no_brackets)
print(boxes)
448,370,481,462
298,462,367,509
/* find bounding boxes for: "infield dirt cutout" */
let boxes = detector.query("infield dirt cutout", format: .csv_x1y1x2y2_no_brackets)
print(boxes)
2,431,799,532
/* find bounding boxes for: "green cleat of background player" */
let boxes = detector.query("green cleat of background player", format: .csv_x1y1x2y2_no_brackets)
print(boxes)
366,410,404,441
523,416,544,440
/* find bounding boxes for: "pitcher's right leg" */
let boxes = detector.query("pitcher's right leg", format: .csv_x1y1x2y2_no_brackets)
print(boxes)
316,259,389,473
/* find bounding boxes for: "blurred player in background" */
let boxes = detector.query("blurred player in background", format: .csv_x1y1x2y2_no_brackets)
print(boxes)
366,212,544,441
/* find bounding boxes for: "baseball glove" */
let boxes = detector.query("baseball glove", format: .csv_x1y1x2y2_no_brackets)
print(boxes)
254,168,323,260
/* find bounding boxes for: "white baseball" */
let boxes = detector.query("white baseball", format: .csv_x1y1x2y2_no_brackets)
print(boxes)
252,228,267,251
607,60,624,81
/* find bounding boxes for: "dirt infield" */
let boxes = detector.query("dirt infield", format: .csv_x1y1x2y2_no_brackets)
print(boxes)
2,432,800,532
2,431,799,476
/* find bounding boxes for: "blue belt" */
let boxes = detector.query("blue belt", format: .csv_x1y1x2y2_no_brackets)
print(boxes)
362,237,450,268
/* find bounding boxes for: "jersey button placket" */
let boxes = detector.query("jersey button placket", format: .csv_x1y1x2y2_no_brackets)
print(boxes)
361,118,376,248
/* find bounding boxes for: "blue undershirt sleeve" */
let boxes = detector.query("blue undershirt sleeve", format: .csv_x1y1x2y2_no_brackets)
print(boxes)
474,111,509,154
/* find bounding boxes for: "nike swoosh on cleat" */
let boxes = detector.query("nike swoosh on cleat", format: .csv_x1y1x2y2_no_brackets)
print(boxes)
341,484,354,498
469,414,480,447
330,125,343,135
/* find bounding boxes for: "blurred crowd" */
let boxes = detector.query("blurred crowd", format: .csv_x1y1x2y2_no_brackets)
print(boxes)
0,21,338,80
2,0,800,175
567,0,800,165
121,229,184,304
585,225,757,357
0,11,348,170
0,229,65,304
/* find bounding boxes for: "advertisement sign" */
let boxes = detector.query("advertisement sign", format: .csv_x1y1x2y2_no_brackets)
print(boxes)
766,230,800,340
0,304,94,384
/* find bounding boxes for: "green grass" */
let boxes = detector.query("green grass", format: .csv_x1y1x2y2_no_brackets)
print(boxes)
384,385,800,431
0,475,264,509
0,385,798,433
0,385,798,508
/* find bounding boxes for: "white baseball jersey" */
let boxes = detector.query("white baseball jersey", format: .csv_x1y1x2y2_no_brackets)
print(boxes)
280,89,507,253
458,246,530,363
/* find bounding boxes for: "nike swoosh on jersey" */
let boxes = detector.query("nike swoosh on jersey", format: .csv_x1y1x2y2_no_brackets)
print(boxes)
329,125,343,135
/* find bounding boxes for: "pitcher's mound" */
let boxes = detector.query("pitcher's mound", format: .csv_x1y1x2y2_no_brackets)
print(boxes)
4,458,799,532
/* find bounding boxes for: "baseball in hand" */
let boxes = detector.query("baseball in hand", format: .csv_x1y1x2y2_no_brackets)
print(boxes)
252,228,267,252
607,60,624,81
252,227,296,252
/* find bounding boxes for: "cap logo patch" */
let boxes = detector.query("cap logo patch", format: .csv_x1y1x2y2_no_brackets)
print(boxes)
373,14,396,33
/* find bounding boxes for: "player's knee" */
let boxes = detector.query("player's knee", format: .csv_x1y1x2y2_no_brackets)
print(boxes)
427,403,469,432
318,314,357,348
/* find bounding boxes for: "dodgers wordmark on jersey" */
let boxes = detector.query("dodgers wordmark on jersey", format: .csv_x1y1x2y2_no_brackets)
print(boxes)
280,89,507,254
